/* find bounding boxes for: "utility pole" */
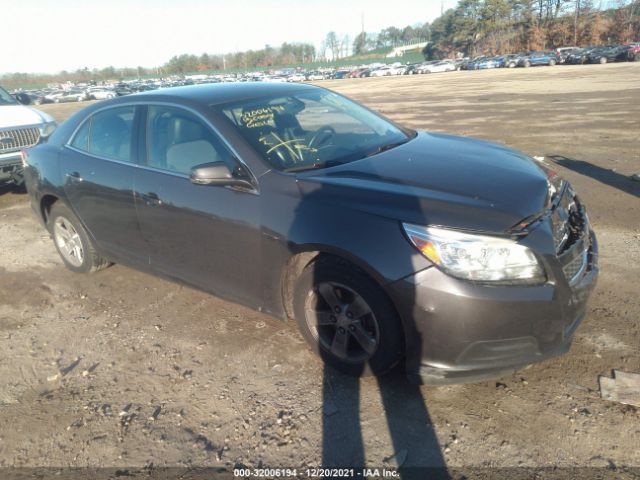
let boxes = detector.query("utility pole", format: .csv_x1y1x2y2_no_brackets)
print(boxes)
574,0,581,45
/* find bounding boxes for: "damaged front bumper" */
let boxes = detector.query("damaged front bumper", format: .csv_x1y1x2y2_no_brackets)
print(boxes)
388,226,598,385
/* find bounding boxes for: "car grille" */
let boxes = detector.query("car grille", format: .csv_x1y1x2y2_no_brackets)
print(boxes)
0,127,41,154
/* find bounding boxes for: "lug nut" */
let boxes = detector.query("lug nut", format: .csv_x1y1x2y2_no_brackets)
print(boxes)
348,325,355,332
338,327,346,334
330,315,336,323
334,306,341,313
346,312,353,319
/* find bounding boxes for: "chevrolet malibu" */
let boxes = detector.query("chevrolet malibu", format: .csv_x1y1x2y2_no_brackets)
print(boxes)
24,83,598,384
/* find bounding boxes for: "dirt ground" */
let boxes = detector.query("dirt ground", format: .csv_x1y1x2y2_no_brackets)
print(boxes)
1,63,639,477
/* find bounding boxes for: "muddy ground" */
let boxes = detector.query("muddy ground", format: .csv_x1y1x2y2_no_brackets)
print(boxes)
0,63,639,476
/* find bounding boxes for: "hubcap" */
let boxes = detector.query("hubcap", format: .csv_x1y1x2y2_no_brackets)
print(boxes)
305,282,380,363
53,217,84,267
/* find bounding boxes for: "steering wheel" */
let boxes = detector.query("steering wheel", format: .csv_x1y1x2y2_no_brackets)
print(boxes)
308,125,336,149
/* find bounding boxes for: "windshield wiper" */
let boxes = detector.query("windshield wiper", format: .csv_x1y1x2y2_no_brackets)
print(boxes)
362,139,410,159
283,160,345,173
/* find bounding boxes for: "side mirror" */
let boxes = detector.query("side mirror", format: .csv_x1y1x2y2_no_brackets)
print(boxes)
190,161,253,189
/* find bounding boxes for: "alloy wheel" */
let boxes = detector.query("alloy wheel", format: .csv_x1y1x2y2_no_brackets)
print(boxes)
53,217,84,267
305,281,380,363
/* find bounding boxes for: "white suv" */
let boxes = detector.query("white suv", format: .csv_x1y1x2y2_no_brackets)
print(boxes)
0,86,57,187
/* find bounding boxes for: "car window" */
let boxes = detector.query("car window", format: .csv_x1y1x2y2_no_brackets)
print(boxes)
146,105,236,175
88,107,135,162
71,119,91,151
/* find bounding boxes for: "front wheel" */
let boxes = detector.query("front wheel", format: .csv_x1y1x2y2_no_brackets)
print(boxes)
549,59,556,66
524,61,531,68
599,57,607,64
293,257,404,377
48,203,110,274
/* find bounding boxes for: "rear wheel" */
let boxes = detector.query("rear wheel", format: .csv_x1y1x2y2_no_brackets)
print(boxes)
48,203,110,274
293,257,404,377
599,57,607,64
524,60,531,68
549,59,557,66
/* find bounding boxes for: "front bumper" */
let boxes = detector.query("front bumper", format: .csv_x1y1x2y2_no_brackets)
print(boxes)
388,230,598,385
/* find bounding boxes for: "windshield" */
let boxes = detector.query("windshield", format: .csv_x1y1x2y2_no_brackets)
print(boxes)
217,89,411,172
0,86,18,105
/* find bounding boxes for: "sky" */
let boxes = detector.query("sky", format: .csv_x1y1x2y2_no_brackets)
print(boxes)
2,0,459,74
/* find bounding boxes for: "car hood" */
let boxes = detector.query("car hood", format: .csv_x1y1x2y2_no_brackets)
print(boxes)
0,105,54,129
296,132,551,234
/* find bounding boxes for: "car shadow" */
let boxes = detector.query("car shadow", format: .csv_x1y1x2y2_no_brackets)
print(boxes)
322,366,449,478
546,155,640,198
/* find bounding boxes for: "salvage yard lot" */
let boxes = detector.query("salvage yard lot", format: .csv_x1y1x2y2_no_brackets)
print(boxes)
0,63,639,472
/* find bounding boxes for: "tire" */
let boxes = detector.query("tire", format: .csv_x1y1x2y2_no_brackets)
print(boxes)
293,257,404,377
549,59,556,66
599,57,607,64
524,61,531,68
48,203,110,274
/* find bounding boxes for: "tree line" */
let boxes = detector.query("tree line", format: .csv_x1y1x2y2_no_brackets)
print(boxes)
423,0,639,59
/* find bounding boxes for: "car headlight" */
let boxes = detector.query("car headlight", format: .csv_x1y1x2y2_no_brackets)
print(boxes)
402,223,546,284
40,121,57,139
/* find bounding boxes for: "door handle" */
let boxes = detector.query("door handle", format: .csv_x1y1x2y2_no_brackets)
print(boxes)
141,192,162,206
65,171,83,182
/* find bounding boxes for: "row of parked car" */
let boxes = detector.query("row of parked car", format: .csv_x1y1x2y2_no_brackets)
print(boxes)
462,43,639,70
10,42,638,106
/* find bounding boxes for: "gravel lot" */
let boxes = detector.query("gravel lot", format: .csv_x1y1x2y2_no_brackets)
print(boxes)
1,63,639,476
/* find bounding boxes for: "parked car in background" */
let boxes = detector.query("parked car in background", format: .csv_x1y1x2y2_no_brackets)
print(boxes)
518,51,559,67
475,58,499,69
54,89,88,103
420,60,457,73
305,72,326,81
626,43,640,61
0,85,57,187
565,47,592,64
556,47,579,63
86,87,116,100
370,66,393,77
403,64,420,75
588,45,632,64
23,82,598,384
331,70,350,80
495,54,520,68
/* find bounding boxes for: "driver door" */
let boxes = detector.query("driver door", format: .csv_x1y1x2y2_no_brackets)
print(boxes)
133,104,262,307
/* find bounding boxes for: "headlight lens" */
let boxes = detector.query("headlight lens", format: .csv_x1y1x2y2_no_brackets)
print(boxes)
40,121,57,138
403,223,546,283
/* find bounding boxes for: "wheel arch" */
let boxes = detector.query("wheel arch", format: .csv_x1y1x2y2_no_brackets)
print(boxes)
280,247,402,330
40,194,60,226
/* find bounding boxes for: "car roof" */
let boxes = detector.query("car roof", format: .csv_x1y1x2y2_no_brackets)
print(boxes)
135,81,318,105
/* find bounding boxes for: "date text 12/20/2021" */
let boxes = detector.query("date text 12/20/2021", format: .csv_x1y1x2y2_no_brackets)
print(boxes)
233,467,400,478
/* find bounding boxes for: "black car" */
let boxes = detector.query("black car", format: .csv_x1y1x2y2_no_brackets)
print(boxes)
23,83,598,384
588,45,631,64
565,48,592,64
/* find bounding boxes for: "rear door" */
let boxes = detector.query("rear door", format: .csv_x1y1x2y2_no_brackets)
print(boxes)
61,105,148,264
133,104,262,307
